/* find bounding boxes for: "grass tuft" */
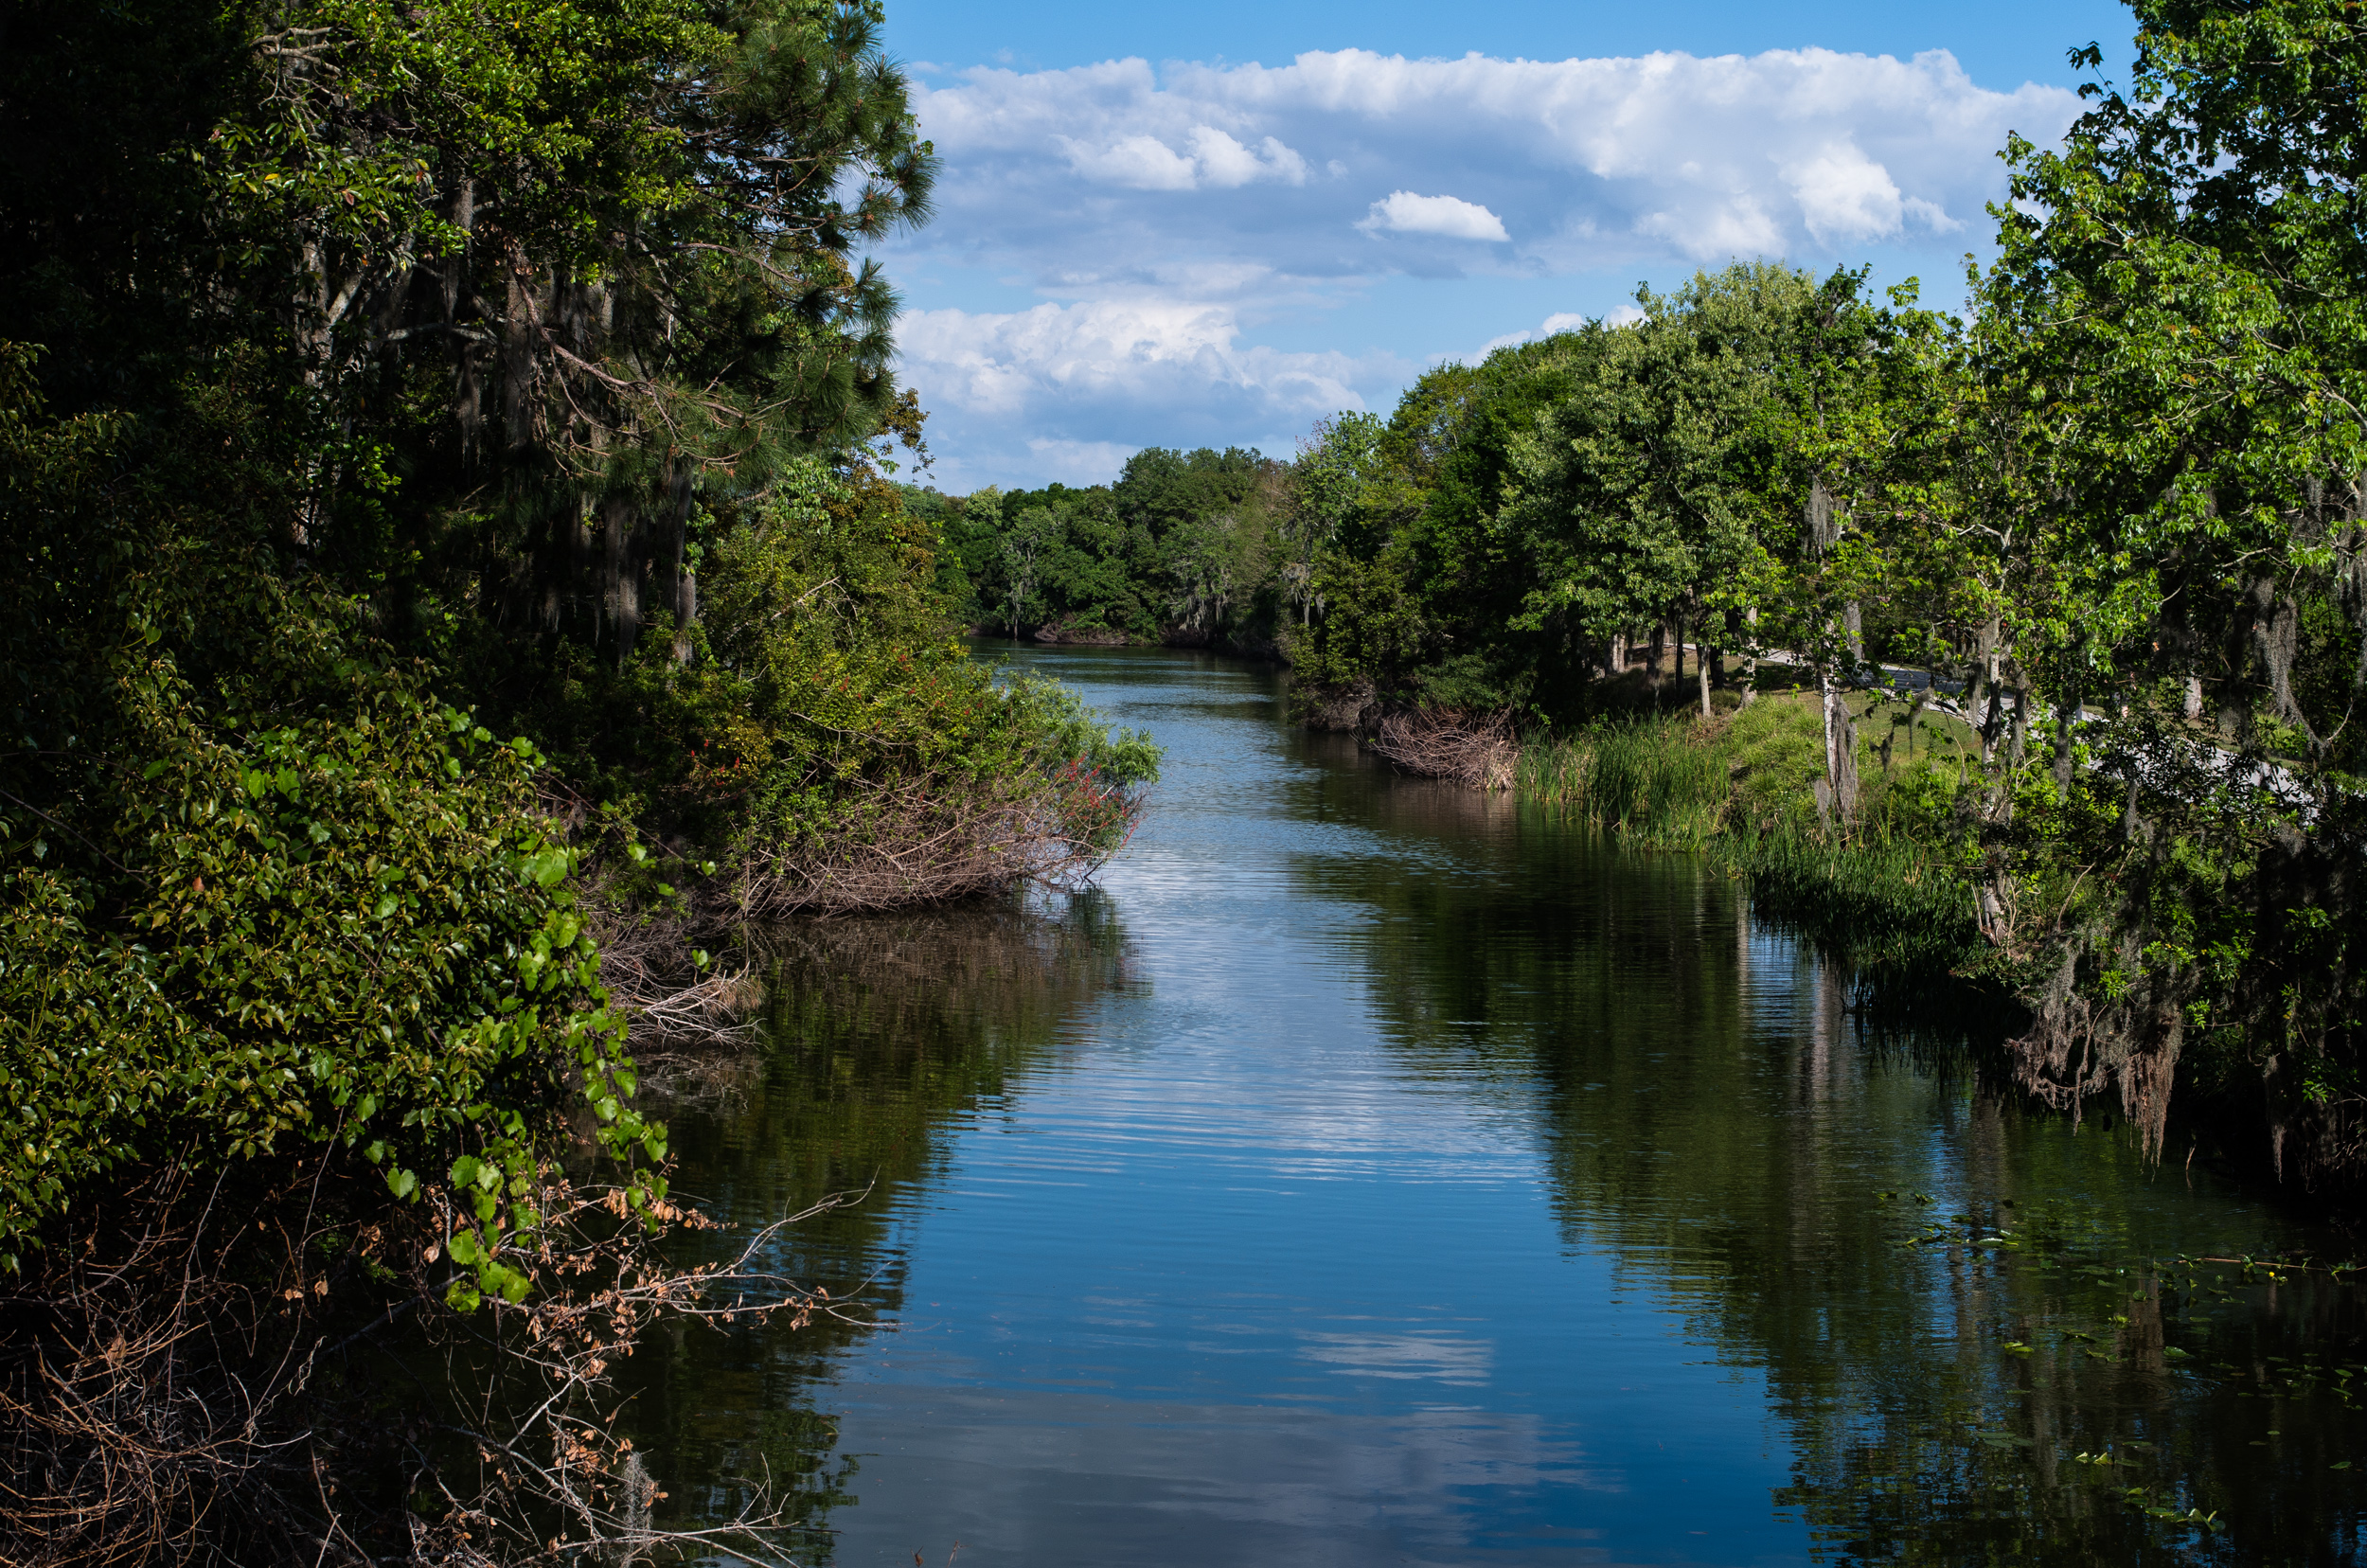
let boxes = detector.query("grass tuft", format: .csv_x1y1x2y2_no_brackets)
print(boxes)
1518,693,1992,1004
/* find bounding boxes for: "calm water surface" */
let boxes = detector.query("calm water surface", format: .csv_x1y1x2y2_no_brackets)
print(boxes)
635,646,2367,1566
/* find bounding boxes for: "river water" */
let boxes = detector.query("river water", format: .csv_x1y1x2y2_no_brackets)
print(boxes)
636,645,2367,1566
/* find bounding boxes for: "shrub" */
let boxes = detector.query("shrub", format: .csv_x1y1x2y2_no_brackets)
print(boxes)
0,347,650,1274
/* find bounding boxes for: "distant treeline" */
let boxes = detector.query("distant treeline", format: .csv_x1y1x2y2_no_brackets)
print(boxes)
903,446,1295,650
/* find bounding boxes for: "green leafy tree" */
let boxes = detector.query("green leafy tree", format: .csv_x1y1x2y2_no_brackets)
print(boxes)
0,346,650,1276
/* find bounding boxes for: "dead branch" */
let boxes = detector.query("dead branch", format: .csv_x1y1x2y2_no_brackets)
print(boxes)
1369,707,1519,792
0,1154,857,1568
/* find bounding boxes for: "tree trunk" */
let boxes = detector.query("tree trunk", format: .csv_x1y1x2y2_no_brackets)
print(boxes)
1971,619,2003,763
2245,577,2310,738
603,493,640,668
2052,686,2081,793
446,175,485,463
502,272,542,461
1997,680,2029,825
1820,668,1860,827
1740,606,1757,706
1697,635,1713,718
2183,674,2203,722
662,458,697,664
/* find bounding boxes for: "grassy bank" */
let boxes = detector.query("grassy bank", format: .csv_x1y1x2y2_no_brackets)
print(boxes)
1515,695,1996,1000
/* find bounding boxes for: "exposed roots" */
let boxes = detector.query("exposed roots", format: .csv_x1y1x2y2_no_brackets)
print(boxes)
1369,707,1518,791
2008,942,2185,1161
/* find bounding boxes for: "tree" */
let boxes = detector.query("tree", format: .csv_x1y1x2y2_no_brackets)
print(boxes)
3,0,937,677
1964,0,2367,1167
999,504,1059,635
1507,268,1811,718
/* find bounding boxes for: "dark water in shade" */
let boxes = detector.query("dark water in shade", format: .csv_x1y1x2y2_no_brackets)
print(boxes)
632,645,2367,1567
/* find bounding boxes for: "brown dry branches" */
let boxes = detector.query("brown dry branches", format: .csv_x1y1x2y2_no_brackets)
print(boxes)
393,1173,859,1568
722,769,1134,921
0,1167,312,1567
566,765,1147,1060
0,1154,854,1567
1369,708,1519,792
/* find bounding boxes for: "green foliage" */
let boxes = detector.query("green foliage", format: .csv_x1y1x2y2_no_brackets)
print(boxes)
1514,700,1989,989
1289,550,1426,692
1506,267,1806,653
1220,4,2367,1186
0,353,649,1273
511,461,1162,872
1513,717,1729,848
0,0,1152,1289
1290,342,1611,711
921,446,1288,650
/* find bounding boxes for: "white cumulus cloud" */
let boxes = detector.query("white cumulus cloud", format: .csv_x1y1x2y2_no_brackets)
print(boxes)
1476,309,1604,355
1358,190,1509,241
1058,124,1310,189
883,45,2082,485
897,299,1406,491
900,46,2075,281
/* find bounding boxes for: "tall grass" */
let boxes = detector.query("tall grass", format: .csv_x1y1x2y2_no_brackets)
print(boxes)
1730,828,1983,986
1518,697,1993,1009
1515,718,1731,848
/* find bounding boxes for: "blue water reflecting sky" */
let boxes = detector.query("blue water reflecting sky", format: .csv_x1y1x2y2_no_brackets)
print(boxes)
690,645,2340,1567
807,650,1804,1564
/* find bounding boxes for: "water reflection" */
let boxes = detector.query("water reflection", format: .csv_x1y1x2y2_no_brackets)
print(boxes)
1290,769,2367,1564
629,894,1139,1555
632,644,2366,1567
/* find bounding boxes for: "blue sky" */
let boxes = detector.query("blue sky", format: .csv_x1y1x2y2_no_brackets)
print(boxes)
871,0,2136,491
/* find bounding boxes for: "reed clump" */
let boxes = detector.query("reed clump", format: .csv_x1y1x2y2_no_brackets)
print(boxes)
1517,695,1989,990
1360,692,1995,1010
1731,827,1984,988
1514,715,1731,848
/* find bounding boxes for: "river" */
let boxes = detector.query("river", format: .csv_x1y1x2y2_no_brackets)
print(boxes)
632,644,2367,1566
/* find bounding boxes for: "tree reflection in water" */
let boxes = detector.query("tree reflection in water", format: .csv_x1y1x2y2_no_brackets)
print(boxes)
1303,771,2367,1565
614,641,2367,1566
619,891,1138,1559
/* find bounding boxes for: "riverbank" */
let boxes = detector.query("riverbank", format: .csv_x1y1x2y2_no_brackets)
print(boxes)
1350,689,2362,1215
639,642,2367,1565
1513,694,1994,989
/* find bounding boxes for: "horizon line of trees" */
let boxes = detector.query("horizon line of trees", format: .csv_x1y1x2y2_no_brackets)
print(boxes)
904,445,1292,650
